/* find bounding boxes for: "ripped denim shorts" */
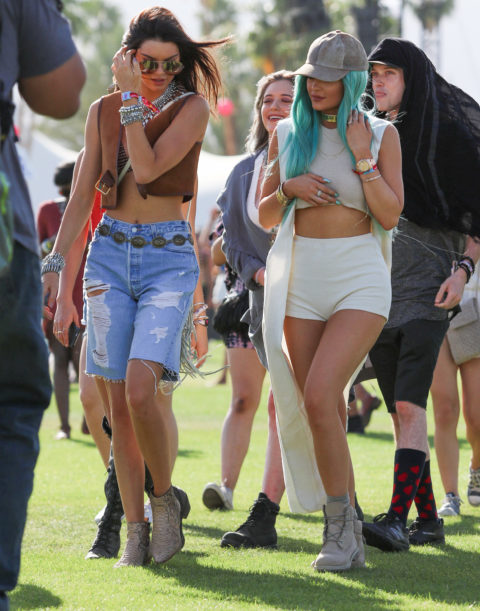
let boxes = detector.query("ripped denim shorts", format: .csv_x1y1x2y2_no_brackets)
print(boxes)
83,214,198,382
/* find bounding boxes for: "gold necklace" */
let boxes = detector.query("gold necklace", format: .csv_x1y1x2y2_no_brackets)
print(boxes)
320,112,337,123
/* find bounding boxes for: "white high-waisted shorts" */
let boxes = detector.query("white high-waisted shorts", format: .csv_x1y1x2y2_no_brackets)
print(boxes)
285,232,391,321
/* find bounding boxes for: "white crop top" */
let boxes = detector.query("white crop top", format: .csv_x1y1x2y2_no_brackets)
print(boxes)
276,116,389,216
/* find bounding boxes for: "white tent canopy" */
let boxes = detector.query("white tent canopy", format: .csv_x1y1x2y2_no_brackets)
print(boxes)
19,131,243,229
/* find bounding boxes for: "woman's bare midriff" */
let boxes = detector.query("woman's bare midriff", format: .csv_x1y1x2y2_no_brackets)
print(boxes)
106,172,186,224
295,205,371,239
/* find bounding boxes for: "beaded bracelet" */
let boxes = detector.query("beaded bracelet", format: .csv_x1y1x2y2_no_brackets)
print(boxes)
41,252,65,275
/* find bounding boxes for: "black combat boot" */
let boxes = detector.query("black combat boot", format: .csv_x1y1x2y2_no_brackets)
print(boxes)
221,492,279,548
85,448,123,559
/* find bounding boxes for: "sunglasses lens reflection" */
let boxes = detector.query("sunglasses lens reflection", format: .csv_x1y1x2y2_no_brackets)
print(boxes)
164,60,183,74
140,59,157,73
139,59,183,75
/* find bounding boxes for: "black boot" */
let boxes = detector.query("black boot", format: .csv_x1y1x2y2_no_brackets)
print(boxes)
86,448,123,559
221,492,279,549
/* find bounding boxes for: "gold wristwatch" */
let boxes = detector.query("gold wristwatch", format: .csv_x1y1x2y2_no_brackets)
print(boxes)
355,158,377,173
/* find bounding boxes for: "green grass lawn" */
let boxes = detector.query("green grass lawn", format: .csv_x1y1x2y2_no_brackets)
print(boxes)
10,343,480,610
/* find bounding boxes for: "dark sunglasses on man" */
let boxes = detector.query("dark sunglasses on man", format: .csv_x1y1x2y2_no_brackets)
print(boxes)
139,58,184,75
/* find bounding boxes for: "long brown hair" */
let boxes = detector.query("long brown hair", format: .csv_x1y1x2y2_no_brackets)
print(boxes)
123,7,229,106
245,70,295,154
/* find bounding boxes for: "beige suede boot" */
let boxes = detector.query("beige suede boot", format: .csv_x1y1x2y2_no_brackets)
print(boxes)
351,516,366,568
114,521,150,568
312,501,359,572
149,486,183,563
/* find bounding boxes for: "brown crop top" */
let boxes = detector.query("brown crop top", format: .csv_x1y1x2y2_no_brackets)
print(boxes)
95,91,202,210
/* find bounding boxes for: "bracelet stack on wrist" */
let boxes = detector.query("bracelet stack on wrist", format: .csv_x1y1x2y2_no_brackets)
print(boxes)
41,252,65,275
193,302,209,327
275,182,293,208
121,91,140,102
119,103,143,126
453,255,475,283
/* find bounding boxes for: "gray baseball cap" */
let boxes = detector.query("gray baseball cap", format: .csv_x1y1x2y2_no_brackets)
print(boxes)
294,30,369,82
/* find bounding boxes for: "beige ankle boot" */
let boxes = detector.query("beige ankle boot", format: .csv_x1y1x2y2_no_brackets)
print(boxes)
312,501,359,572
114,521,150,568
351,517,366,568
149,486,182,563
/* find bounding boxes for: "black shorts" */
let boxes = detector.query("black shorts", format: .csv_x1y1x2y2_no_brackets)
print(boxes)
369,318,449,413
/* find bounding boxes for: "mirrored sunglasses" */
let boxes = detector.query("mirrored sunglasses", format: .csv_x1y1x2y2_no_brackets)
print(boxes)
139,58,184,75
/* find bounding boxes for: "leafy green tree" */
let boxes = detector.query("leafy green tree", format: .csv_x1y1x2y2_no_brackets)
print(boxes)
198,0,260,155
38,0,125,151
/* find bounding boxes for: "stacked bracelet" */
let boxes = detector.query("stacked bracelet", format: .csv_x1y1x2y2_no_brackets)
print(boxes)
453,256,475,283
119,103,143,126
193,302,209,326
41,252,65,275
275,182,293,208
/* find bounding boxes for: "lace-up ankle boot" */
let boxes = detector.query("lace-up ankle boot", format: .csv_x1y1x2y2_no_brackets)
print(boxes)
148,486,183,563
86,451,123,559
114,522,150,567
312,500,359,572
221,492,279,548
351,513,366,568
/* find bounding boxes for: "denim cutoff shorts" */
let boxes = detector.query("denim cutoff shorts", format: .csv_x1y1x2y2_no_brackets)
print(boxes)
83,214,198,382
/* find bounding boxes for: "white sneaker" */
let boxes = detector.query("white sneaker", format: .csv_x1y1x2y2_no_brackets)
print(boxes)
467,467,480,506
94,505,106,524
438,493,462,517
144,500,153,523
202,482,233,510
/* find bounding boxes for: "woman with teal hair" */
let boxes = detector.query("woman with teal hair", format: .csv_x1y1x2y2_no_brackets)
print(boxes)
258,31,403,572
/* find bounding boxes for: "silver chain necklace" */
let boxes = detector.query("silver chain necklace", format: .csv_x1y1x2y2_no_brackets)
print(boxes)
142,81,186,126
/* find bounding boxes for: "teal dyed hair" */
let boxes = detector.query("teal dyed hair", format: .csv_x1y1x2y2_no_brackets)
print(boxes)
285,71,369,178
280,70,370,219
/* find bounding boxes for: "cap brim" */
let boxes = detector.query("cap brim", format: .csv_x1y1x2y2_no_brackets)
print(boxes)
368,60,401,69
293,63,349,82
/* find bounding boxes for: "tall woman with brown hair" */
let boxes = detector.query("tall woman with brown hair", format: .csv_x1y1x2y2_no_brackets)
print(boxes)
41,7,227,567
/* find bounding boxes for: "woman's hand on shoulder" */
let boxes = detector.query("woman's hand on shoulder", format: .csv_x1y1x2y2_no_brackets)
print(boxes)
346,110,373,156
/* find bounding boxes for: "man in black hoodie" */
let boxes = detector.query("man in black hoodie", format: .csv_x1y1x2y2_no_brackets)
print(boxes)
362,38,480,552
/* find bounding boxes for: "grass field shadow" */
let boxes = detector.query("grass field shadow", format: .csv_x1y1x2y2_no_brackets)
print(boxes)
10,583,62,609
342,542,480,607
146,550,406,610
